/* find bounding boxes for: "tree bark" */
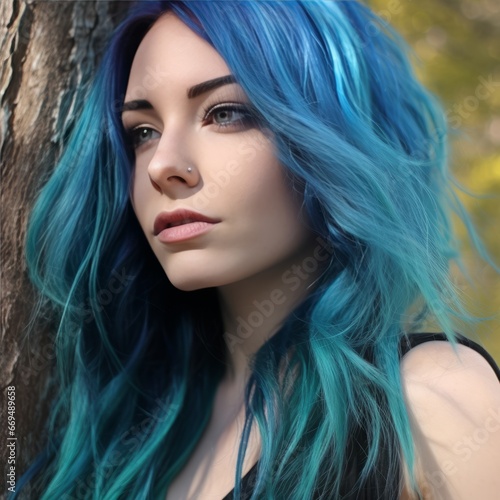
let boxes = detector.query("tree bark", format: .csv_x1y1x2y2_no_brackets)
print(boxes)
1,1,130,496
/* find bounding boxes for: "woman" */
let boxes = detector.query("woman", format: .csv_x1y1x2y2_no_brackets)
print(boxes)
14,1,500,499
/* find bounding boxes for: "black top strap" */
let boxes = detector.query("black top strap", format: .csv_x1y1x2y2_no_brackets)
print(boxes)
400,332,500,380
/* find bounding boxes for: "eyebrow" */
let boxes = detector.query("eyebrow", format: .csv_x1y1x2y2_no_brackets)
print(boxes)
121,75,237,114
187,74,236,99
121,99,153,113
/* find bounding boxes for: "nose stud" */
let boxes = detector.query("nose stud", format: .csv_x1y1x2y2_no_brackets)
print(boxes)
187,167,193,173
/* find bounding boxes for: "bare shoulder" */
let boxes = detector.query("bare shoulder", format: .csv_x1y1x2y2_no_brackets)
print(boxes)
400,339,500,500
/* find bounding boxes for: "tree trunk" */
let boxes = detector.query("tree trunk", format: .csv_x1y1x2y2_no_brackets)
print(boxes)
0,1,130,496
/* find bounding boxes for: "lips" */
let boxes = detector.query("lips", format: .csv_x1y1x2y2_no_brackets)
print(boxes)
153,209,220,236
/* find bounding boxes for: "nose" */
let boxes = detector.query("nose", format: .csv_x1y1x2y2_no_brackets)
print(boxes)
147,132,200,196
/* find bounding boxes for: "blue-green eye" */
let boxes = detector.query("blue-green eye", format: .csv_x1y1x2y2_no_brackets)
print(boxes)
127,127,161,149
203,103,256,130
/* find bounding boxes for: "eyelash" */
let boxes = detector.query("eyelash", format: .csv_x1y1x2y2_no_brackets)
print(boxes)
201,101,254,130
124,102,256,150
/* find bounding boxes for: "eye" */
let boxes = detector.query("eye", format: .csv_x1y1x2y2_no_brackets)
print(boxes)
125,126,161,149
203,102,256,131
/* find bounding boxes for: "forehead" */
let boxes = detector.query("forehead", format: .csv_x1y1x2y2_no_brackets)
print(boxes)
125,12,230,94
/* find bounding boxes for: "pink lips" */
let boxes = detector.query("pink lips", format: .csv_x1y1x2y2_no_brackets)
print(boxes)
153,209,220,243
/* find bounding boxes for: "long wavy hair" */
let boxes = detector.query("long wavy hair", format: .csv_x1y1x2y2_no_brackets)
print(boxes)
14,1,477,498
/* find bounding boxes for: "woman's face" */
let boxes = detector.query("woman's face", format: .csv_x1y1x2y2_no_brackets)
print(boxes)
122,13,317,291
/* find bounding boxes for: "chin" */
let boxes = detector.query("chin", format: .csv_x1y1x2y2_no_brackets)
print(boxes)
163,268,222,292
168,280,209,292
164,265,247,292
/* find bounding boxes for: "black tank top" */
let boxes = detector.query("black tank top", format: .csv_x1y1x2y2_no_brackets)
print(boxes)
222,333,500,499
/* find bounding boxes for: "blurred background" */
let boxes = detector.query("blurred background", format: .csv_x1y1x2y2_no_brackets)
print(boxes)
369,0,500,360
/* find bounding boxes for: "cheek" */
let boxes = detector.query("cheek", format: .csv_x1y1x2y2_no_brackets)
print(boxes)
130,144,158,208
130,168,152,231
246,153,302,220
232,153,310,254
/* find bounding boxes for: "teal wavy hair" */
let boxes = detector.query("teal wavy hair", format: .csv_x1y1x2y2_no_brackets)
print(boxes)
14,1,481,498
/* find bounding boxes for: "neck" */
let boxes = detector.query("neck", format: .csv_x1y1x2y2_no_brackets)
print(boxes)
217,237,331,384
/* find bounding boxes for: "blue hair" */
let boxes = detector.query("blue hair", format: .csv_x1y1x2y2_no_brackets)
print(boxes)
14,1,480,498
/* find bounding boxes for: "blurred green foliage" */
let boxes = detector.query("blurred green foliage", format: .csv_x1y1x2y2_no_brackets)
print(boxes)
368,0,500,360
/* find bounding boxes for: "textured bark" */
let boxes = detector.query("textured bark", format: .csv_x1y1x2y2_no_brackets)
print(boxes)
0,1,130,496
